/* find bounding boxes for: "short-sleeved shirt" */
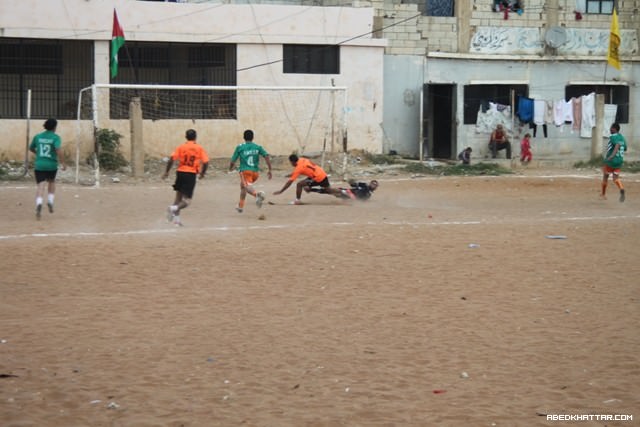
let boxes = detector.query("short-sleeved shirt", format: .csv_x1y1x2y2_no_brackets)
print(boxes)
171,141,209,174
30,130,62,171
289,157,327,183
492,129,507,142
231,141,268,172
604,133,626,168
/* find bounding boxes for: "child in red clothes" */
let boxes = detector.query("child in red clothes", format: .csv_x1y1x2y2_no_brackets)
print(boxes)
520,133,532,163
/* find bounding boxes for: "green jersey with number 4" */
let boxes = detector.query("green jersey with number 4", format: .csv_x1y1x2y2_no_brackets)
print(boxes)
231,141,268,172
604,133,626,169
30,130,62,171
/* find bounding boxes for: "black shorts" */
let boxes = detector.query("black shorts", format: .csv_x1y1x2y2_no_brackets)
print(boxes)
173,171,197,199
304,177,330,188
35,170,57,184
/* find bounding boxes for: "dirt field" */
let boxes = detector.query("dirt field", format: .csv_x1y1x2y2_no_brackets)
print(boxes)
1,165,639,427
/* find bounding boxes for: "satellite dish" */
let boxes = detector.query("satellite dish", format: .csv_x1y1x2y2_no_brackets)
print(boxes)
544,26,567,48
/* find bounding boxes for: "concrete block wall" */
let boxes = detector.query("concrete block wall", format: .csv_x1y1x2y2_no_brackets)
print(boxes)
470,0,547,27
375,1,428,55
189,0,638,56
362,0,638,55
417,17,457,52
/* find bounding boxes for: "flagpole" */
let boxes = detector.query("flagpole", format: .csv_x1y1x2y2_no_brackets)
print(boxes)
123,45,139,85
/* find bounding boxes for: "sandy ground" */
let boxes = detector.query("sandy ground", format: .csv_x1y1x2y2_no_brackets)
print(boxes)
1,165,639,427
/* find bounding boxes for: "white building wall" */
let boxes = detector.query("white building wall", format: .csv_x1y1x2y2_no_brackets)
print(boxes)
0,0,378,44
383,55,424,157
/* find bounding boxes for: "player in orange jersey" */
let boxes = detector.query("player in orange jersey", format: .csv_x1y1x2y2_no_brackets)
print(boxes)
162,129,209,225
273,154,342,204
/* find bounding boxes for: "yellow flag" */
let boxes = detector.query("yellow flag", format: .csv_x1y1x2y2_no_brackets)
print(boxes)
607,8,621,70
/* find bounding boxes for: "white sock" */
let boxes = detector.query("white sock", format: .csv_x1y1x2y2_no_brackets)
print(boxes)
170,205,178,213
48,194,54,204
36,196,43,206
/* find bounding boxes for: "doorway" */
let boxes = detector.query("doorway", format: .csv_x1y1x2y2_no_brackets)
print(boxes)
423,84,456,160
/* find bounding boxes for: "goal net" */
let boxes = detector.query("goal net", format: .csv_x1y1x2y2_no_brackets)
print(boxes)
75,84,348,185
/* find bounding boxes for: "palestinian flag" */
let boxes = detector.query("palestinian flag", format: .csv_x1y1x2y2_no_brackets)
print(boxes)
111,9,125,78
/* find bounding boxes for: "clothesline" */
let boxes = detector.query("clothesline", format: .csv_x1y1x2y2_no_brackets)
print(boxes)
476,93,617,139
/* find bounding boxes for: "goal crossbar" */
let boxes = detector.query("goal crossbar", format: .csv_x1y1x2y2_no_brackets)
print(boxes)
90,84,348,91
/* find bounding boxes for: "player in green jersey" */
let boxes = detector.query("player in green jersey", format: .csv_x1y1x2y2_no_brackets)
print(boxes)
601,122,626,202
29,118,66,219
229,130,272,212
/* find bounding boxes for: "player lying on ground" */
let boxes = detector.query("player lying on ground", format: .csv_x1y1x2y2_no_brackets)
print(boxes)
306,179,379,200
273,154,343,204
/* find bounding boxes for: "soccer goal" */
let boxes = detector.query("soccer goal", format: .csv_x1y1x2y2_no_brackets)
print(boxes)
75,84,348,186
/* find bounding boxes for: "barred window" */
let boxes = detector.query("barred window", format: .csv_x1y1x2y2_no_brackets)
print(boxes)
0,38,93,119
111,42,236,119
113,42,234,85
120,46,170,69
188,46,226,68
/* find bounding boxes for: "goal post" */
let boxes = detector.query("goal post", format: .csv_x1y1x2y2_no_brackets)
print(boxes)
76,84,348,186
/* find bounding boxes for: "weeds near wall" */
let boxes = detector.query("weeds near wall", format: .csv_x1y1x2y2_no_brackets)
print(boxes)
404,162,512,176
92,128,128,171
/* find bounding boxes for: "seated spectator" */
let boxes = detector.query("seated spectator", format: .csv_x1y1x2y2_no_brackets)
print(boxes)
488,124,512,159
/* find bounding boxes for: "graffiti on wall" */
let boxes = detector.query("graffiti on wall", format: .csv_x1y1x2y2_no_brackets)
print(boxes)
470,27,637,56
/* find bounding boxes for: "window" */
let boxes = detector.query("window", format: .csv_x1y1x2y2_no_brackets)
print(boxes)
426,0,454,17
576,0,614,13
111,42,236,119
492,0,524,12
565,85,629,123
463,84,528,124
0,38,93,119
402,0,454,16
113,42,234,85
188,45,226,68
283,45,339,74
0,42,62,74
120,45,169,69
586,0,613,13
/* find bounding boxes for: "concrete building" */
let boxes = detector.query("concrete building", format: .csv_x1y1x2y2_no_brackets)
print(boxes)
0,0,386,161
377,0,639,162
